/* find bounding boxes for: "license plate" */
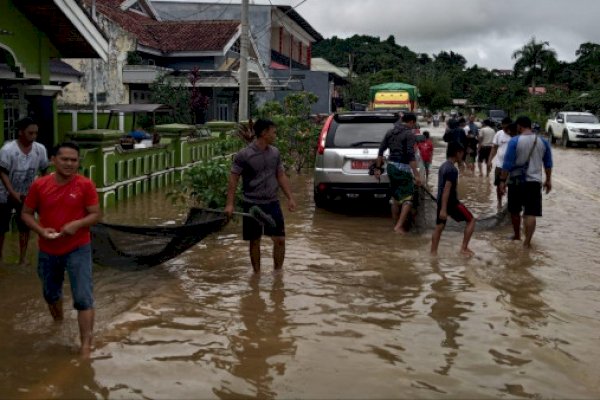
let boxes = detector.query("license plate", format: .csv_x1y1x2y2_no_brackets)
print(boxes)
351,160,372,169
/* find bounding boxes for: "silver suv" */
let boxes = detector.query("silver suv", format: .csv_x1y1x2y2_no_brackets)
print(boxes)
313,111,399,207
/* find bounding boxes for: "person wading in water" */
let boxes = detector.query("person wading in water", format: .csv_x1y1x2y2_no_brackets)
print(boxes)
374,113,422,234
225,119,296,274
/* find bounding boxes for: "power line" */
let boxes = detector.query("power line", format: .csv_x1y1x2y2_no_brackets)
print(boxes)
251,0,309,43
158,0,233,22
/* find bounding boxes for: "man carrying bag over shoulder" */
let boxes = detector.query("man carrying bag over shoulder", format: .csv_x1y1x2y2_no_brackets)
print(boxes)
499,116,553,248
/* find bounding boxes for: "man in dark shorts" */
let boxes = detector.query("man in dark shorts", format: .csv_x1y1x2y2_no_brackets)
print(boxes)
225,119,296,273
0,117,48,265
477,119,496,177
489,118,515,208
431,142,476,256
374,113,422,234
499,116,553,248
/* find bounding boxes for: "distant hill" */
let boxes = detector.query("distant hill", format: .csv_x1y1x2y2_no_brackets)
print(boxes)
312,35,420,76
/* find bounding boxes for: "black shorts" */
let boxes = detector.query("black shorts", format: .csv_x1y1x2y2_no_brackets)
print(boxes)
0,200,29,233
242,201,285,241
478,146,492,163
494,167,503,186
507,182,542,217
436,202,474,225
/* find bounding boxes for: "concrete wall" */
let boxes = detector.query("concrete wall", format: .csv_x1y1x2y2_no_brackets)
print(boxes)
58,13,136,107
0,2,59,81
271,70,331,115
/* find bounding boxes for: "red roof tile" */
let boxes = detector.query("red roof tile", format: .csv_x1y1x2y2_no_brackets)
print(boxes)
86,0,239,53
146,21,239,52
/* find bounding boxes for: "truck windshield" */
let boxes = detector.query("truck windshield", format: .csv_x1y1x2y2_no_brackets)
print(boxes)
566,114,599,124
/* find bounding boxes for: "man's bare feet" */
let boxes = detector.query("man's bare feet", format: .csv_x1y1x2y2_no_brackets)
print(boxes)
48,301,64,321
80,335,93,359
460,248,475,257
393,226,407,235
80,344,93,359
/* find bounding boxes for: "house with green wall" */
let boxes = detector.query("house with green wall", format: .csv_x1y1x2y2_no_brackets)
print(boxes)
0,0,108,150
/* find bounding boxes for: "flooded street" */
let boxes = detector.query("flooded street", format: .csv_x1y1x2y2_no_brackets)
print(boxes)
1,127,600,399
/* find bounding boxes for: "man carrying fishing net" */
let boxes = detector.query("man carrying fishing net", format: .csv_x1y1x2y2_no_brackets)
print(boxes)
374,112,422,234
225,119,296,274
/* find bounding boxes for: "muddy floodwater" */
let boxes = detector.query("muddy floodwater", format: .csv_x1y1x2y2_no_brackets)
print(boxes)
1,128,600,399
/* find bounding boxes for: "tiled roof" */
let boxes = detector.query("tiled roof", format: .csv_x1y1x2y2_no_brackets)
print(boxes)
146,21,239,52
87,0,239,53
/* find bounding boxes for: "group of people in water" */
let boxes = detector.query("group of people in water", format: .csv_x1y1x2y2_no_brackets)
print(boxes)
375,112,553,255
0,110,553,357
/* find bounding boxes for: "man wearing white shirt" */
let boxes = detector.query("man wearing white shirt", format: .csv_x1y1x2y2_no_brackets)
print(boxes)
488,117,514,207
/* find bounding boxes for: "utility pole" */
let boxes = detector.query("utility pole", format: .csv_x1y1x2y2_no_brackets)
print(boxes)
238,0,249,121
91,0,98,129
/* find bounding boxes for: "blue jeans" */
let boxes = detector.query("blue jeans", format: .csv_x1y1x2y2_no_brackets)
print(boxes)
37,244,94,310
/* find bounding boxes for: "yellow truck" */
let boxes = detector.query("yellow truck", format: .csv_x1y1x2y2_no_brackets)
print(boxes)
369,82,418,112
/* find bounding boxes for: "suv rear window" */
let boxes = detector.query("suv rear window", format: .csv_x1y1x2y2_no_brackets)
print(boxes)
332,122,394,147
327,114,398,148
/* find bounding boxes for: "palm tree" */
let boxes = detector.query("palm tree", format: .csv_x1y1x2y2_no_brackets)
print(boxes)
512,37,557,92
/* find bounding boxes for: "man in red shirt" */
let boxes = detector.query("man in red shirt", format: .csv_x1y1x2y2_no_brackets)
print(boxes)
22,141,101,357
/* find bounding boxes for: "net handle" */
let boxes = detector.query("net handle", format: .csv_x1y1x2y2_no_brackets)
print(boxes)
202,207,276,228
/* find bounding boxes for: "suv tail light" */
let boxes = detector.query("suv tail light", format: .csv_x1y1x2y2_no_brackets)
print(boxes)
317,115,334,155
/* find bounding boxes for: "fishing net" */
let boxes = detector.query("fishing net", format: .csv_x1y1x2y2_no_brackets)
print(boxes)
91,208,228,270
413,186,509,232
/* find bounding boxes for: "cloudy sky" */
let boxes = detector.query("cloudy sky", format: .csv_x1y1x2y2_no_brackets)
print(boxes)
160,0,600,69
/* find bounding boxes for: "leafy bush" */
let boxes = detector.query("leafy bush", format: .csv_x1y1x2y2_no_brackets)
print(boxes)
170,157,234,208
170,92,321,208
255,92,320,173
168,135,243,208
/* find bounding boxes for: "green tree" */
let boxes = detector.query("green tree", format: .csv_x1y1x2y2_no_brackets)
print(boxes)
149,74,193,124
255,93,319,173
512,37,558,90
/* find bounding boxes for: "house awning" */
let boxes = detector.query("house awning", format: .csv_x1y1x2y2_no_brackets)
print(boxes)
14,0,109,61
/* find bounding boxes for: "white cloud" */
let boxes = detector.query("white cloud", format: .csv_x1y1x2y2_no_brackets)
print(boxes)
159,0,600,69
292,0,600,69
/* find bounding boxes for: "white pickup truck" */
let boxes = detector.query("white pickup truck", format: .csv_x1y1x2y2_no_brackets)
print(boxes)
545,111,600,147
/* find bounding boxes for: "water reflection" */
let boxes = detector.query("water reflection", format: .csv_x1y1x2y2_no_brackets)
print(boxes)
491,252,550,328
426,260,474,376
1,349,106,400
216,274,296,399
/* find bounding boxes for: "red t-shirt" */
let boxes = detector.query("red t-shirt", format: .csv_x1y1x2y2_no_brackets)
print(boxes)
417,139,434,163
25,174,99,255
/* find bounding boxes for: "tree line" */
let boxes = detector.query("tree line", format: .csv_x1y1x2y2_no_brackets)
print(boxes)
313,35,600,118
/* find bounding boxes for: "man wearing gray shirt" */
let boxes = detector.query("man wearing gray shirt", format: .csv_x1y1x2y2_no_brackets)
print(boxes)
0,117,48,265
499,116,553,248
225,119,296,273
